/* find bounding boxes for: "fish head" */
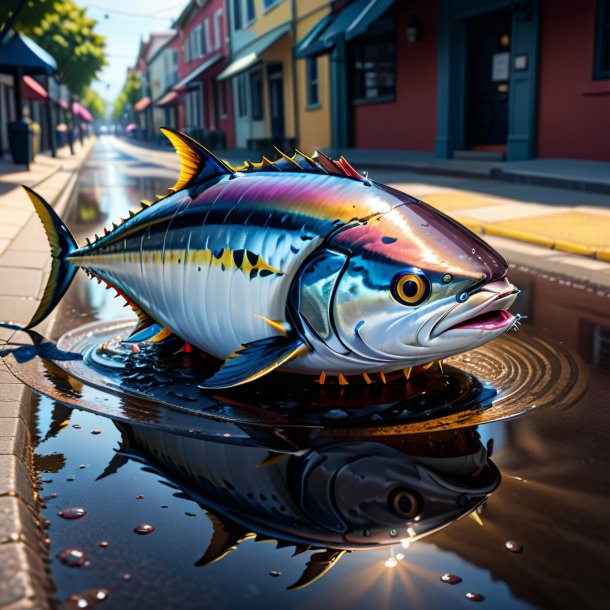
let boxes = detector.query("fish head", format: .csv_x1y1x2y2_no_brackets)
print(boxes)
295,434,500,546
318,186,519,366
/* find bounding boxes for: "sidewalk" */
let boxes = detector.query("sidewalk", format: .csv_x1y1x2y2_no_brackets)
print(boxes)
0,139,94,610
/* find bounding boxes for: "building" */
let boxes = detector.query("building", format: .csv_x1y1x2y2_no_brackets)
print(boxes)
171,0,235,148
148,33,180,140
219,0,297,150
296,0,610,161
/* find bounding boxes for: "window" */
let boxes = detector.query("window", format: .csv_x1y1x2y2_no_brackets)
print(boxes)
217,80,227,118
352,32,396,102
184,36,190,62
595,0,610,79
237,74,248,117
263,0,282,12
233,0,242,30
203,19,211,55
245,0,255,24
250,69,263,120
214,9,223,50
306,57,319,107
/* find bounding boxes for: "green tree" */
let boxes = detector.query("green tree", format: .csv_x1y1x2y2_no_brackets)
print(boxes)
29,1,107,97
81,86,106,119
112,70,142,122
0,0,54,41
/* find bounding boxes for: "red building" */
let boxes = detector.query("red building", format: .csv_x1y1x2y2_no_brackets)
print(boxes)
171,0,235,149
299,0,610,162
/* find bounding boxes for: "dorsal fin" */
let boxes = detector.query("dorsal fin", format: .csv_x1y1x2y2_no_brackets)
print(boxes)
195,512,252,567
160,127,235,192
315,149,347,176
287,549,346,590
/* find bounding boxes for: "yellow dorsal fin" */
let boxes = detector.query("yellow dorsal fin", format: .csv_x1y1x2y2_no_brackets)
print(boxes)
160,127,234,193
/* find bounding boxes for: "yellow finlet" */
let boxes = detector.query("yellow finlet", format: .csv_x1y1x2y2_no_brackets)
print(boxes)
337,372,348,385
318,371,326,385
255,313,288,335
438,360,444,374
379,371,387,384
469,511,484,527
362,372,372,385
403,367,412,380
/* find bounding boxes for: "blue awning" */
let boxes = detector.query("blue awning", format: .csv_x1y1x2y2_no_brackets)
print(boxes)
217,23,291,81
0,31,57,75
294,0,395,59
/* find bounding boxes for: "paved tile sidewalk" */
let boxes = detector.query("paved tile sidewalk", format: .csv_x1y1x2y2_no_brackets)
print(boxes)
0,139,95,610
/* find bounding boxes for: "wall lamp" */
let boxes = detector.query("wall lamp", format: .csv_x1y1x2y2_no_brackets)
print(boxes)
406,15,422,43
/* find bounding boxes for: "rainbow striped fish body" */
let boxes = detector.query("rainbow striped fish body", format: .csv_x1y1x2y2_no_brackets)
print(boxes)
23,129,519,389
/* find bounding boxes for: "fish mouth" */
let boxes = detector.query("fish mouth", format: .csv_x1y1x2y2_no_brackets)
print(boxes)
431,279,519,339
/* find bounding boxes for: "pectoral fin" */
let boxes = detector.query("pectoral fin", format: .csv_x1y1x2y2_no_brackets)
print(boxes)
199,336,308,389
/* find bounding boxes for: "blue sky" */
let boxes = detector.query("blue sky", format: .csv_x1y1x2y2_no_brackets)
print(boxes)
80,1,183,106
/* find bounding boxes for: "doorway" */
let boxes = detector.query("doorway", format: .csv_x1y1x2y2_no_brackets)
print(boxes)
267,63,284,144
467,11,512,149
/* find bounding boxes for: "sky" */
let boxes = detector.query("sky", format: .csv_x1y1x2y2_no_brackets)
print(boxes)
80,0,185,106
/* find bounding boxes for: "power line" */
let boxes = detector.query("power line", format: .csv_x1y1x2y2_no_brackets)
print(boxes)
85,3,178,21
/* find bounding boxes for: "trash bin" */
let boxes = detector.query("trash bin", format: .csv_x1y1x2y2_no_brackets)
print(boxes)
7,120,33,165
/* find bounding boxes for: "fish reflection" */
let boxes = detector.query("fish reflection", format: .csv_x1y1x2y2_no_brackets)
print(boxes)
105,424,500,589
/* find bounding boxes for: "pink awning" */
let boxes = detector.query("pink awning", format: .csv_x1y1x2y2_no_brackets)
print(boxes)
134,96,151,112
156,91,179,107
58,99,69,110
22,75,48,101
72,102,94,122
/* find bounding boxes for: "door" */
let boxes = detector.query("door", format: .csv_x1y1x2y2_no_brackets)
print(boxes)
467,11,511,147
267,63,284,144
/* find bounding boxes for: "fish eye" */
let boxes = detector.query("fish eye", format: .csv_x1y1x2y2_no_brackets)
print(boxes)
388,489,420,518
391,272,429,306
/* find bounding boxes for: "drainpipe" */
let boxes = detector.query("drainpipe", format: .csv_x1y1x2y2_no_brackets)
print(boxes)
291,0,299,149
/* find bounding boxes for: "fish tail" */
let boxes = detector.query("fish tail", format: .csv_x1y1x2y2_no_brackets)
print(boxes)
21,186,78,329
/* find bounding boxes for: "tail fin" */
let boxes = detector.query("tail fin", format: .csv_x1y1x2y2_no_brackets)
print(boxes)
22,186,78,329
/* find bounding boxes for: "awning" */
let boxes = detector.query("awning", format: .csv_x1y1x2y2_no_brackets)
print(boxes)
22,75,48,101
217,23,291,81
58,99,69,110
0,31,57,75
173,52,222,91
156,90,180,107
134,96,151,112
294,0,395,58
72,102,94,122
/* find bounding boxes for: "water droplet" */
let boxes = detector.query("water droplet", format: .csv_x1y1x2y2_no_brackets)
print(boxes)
58,548,86,567
465,592,485,602
160,504,168,509
440,573,462,585
135,495,145,500
91,430,102,435
269,571,281,577
99,541,109,548
41,493,58,501
66,476,75,482
122,573,131,581
72,425,82,429
471,248,476,254
185,512,196,517
505,540,523,553
58,507,87,520
65,588,109,609
79,465,86,469
133,523,154,535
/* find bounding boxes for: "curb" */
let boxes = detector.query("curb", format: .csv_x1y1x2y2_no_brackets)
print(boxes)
0,138,94,610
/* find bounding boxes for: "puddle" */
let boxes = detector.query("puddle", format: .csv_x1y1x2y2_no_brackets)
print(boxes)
4,138,610,609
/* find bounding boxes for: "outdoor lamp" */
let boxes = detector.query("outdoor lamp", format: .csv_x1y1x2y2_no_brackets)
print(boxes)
406,15,422,43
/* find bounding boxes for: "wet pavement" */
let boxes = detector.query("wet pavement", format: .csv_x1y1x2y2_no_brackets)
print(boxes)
10,138,610,609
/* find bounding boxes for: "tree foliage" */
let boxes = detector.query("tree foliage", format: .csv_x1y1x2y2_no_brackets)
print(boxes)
112,70,142,121
0,0,54,39
81,86,106,119
28,1,107,97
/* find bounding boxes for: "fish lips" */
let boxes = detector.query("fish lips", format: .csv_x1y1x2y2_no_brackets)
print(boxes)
428,279,519,340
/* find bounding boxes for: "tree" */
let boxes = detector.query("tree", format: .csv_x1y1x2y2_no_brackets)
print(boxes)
29,1,107,97
112,70,142,122
0,0,54,42
81,86,106,120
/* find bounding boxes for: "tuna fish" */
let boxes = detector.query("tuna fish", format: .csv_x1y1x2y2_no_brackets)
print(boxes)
23,128,518,388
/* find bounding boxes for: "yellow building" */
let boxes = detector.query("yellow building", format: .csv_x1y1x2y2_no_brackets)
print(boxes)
217,0,332,153
294,0,332,153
